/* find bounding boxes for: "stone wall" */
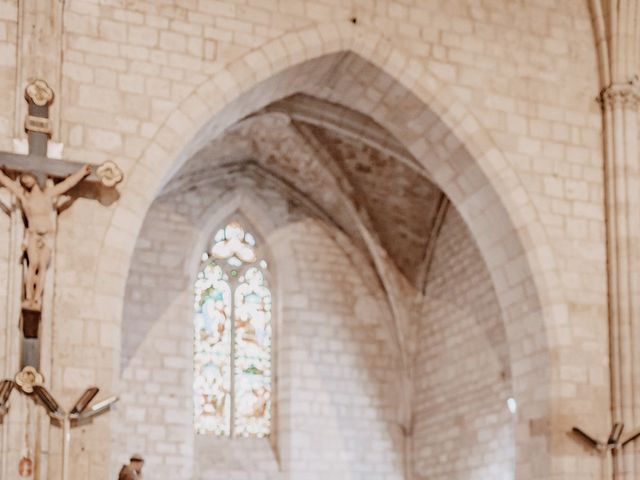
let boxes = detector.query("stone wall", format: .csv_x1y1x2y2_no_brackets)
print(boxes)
0,1,613,478
0,0,16,152
114,197,195,478
414,206,514,479
115,181,402,479
273,219,401,480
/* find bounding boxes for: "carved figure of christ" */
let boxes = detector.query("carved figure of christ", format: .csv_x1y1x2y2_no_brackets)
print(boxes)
0,164,91,310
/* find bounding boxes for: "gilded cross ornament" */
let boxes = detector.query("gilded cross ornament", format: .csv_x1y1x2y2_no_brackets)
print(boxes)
14,366,43,394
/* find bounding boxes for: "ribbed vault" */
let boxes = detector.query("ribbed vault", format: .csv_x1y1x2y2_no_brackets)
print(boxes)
164,94,446,290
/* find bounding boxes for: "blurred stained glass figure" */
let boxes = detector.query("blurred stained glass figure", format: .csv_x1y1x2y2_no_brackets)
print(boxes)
193,221,272,437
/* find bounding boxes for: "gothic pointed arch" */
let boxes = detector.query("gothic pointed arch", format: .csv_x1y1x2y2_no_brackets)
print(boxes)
105,22,594,479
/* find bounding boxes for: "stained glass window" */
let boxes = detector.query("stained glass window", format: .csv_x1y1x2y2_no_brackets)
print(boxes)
194,221,272,437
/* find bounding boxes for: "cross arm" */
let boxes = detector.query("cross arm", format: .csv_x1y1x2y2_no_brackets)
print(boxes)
0,379,15,414
0,151,113,185
572,426,605,450
74,395,118,421
32,385,65,420
69,387,99,415
608,422,624,445
622,428,640,446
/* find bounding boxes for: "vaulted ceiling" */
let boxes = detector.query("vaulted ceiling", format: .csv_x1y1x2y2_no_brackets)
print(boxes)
162,93,448,289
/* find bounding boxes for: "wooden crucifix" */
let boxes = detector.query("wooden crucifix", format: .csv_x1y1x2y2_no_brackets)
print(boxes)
0,79,123,370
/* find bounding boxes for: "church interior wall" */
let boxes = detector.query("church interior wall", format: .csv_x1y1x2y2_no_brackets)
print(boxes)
269,219,401,480
0,0,618,478
115,178,402,480
114,195,195,478
55,0,608,361
414,206,514,479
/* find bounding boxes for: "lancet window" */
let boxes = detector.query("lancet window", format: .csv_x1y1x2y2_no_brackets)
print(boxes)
193,220,272,437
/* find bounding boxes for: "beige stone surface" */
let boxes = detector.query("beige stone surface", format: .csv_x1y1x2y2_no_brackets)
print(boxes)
0,0,627,479
116,180,400,478
416,207,513,479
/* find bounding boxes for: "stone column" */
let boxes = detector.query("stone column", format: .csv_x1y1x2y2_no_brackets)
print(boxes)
600,79,640,480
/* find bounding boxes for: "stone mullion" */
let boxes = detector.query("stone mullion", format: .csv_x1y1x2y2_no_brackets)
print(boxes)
601,84,640,480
